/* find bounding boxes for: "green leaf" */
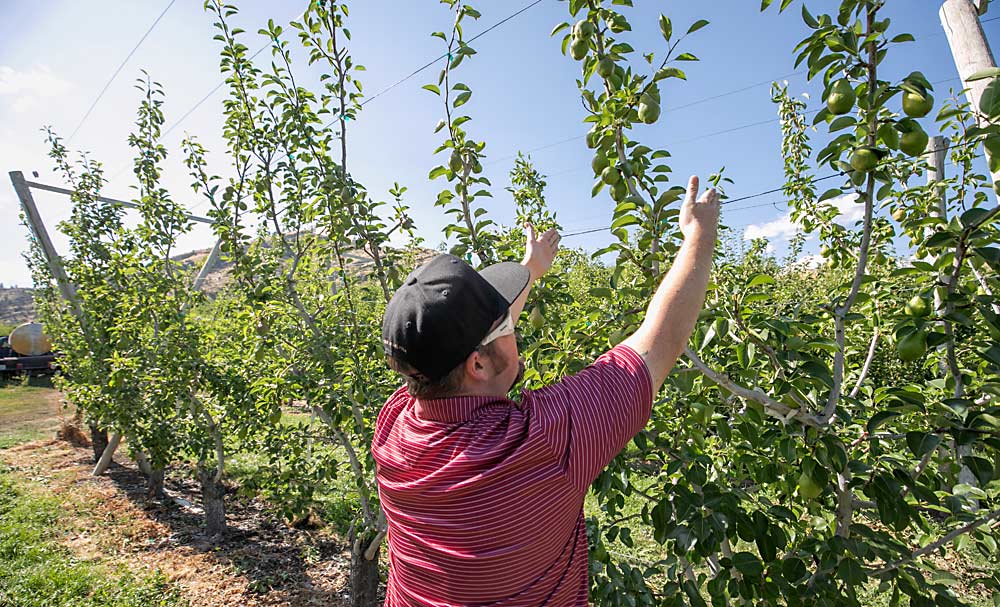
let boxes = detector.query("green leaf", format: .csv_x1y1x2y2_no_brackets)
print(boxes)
962,456,994,485
550,22,570,37
819,188,843,202
611,215,640,230
839,558,866,585
967,67,1000,82
960,207,992,228
867,411,900,434
654,67,686,81
981,78,1000,118
905,431,941,458
978,344,1000,367
829,116,857,132
782,558,807,583
952,483,988,499
801,5,818,28
687,19,709,34
428,166,448,180
800,361,833,388
453,91,472,108
422,84,440,95
682,580,708,607
975,246,1000,271
675,52,699,61
732,552,764,577
658,14,672,40
746,273,775,288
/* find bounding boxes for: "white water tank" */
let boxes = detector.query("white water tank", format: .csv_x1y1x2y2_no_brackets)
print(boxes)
8,322,51,356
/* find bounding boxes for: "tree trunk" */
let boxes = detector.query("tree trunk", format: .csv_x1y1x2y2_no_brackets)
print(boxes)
133,451,164,499
89,423,108,463
197,466,226,537
147,467,165,500
350,532,381,607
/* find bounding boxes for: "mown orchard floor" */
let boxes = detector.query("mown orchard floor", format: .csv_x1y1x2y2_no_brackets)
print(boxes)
3,381,996,606
0,381,356,607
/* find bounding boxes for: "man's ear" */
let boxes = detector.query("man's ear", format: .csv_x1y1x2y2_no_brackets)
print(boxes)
464,349,489,382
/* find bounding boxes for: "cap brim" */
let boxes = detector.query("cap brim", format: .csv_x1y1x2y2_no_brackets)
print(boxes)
479,262,530,305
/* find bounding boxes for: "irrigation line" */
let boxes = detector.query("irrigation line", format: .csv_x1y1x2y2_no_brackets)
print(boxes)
486,71,807,168
159,46,270,144
107,9,299,183
106,9,996,231
354,0,544,115
508,73,968,178
109,0,544,191
68,0,178,143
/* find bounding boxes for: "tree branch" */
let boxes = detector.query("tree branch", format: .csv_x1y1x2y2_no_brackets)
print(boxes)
313,406,375,527
834,470,853,538
849,327,879,399
683,346,823,428
968,260,1000,315
871,507,1000,576
821,7,879,425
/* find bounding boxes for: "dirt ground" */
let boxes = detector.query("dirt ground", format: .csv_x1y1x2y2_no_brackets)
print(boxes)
0,388,355,607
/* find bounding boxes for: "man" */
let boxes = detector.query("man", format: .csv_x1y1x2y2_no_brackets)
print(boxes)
374,176,720,606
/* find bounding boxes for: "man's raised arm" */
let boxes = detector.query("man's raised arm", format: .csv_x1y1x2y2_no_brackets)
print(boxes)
622,175,720,393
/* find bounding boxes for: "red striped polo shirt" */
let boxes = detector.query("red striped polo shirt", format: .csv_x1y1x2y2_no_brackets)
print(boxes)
372,345,653,606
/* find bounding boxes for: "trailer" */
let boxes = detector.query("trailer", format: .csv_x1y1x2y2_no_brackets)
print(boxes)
0,323,57,377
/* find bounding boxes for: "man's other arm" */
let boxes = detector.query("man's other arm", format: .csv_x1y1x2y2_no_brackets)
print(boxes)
622,175,719,393
510,223,560,321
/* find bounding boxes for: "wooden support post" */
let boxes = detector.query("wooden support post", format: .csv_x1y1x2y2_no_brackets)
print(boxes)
13,172,222,481
925,133,980,503
927,137,950,376
940,0,1000,193
9,171,80,315
92,433,122,476
192,239,222,292
19,177,214,224
926,137,949,218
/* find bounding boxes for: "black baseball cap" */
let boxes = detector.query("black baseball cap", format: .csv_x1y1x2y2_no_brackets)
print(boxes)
382,254,530,382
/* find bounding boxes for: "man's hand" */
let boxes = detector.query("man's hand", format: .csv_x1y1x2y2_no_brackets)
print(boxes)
679,176,720,242
509,223,560,323
621,175,719,392
522,223,561,281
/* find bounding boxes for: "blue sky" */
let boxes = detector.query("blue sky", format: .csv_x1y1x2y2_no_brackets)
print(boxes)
0,0,996,287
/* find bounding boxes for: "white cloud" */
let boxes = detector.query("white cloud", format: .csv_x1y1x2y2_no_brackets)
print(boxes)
795,254,824,269
743,193,863,244
830,193,864,223
0,66,73,113
744,214,798,241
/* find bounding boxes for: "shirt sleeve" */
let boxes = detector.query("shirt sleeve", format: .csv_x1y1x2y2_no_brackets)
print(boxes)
522,344,653,493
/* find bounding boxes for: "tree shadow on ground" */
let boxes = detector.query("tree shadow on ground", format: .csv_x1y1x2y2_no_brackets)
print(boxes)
101,454,353,606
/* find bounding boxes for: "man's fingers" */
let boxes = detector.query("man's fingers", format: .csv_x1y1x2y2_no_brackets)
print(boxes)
685,175,700,206
525,222,536,241
698,187,719,204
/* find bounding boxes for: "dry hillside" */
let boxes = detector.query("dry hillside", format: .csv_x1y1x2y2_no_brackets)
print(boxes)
0,288,35,325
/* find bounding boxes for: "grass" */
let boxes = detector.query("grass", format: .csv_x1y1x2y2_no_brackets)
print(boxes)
0,465,186,607
226,411,365,535
0,377,65,449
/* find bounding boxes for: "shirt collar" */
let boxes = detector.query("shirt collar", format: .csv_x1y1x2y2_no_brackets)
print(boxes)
414,393,511,423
